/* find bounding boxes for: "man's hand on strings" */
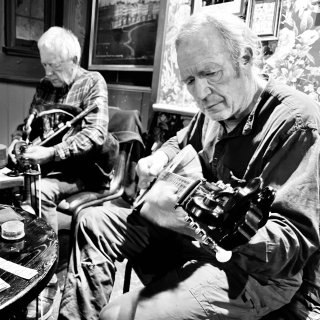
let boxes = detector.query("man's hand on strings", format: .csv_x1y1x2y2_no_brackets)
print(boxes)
140,180,195,237
136,151,169,189
22,145,55,165
8,139,20,165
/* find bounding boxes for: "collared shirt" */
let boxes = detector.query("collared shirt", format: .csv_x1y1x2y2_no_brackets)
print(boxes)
160,79,320,292
13,67,109,162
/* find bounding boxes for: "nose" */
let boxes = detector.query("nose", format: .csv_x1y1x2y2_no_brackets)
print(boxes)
194,77,211,100
43,65,54,76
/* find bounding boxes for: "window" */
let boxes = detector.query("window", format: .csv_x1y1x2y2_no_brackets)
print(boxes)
4,0,57,57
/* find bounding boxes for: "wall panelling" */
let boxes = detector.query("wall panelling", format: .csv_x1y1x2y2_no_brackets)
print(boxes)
0,82,34,146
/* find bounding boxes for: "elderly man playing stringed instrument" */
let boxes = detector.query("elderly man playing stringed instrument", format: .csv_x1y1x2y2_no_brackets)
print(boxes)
7,26,118,320
59,9,320,320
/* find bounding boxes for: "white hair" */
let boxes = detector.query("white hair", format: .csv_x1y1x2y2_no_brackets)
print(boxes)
38,26,81,63
175,8,262,74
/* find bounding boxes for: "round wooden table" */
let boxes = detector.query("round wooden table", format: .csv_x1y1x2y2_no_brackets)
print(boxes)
0,207,58,318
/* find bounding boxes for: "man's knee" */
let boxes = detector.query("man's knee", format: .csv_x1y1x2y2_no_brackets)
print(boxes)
76,207,104,227
100,293,139,320
75,206,116,236
100,304,121,320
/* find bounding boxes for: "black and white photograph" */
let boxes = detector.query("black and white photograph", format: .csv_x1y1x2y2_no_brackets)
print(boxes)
0,1,320,320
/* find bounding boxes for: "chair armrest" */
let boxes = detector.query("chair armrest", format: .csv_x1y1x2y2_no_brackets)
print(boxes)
58,191,102,214
57,148,128,216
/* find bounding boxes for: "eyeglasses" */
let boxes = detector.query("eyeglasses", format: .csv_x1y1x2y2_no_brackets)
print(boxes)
42,59,73,71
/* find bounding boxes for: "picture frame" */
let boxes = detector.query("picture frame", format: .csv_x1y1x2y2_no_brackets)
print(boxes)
4,0,56,58
209,0,246,16
152,0,198,116
247,0,282,40
88,0,161,71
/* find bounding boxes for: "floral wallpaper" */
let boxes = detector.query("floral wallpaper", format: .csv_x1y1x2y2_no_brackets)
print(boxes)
263,0,320,101
146,0,196,152
157,0,197,110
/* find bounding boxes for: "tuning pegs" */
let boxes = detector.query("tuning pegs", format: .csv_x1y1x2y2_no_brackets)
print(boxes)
184,214,232,262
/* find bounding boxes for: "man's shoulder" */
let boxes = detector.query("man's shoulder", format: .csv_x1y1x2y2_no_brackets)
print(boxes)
266,79,320,128
79,68,105,82
72,68,107,93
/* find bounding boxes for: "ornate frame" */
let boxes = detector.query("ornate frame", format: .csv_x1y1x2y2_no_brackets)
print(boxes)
247,0,282,40
88,0,163,72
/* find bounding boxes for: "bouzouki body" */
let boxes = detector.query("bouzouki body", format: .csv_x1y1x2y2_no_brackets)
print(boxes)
134,145,276,262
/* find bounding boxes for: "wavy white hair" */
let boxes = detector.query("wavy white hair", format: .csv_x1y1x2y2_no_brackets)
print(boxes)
38,26,81,64
175,8,262,75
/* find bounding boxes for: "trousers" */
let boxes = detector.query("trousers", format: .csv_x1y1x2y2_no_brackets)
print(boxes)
33,172,85,233
58,198,299,320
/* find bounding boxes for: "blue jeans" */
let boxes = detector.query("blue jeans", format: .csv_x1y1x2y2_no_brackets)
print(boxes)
58,198,300,320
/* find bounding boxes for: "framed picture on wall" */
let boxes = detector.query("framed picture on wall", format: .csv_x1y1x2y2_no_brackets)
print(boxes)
4,0,56,58
152,0,199,116
88,0,162,71
207,0,246,16
247,0,282,40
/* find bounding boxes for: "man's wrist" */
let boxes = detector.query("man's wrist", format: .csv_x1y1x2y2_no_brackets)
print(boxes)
48,147,55,161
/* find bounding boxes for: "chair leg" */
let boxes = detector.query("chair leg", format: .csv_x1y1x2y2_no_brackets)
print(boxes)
123,261,132,293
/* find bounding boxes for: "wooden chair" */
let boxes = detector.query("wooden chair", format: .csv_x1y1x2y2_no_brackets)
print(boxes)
57,106,145,218
56,107,145,293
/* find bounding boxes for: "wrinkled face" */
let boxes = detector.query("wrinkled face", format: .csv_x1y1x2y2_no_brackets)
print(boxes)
40,47,75,87
177,28,252,122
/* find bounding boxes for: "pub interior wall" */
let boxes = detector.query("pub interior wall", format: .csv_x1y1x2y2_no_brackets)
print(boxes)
1,0,320,147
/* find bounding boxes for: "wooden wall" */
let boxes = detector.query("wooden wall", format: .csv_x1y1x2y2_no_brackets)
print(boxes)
0,82,34,146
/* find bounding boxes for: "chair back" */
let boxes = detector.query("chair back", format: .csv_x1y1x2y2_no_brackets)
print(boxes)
57,107,145,216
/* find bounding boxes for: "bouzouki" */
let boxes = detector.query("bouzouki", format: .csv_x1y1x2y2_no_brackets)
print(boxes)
134,145,276,262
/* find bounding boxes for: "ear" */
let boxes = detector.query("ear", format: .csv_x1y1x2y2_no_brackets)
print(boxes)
72,56,78,64
242,47,253,65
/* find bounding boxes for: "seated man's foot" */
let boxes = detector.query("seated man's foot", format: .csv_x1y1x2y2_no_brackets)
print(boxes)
26,274,59,320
